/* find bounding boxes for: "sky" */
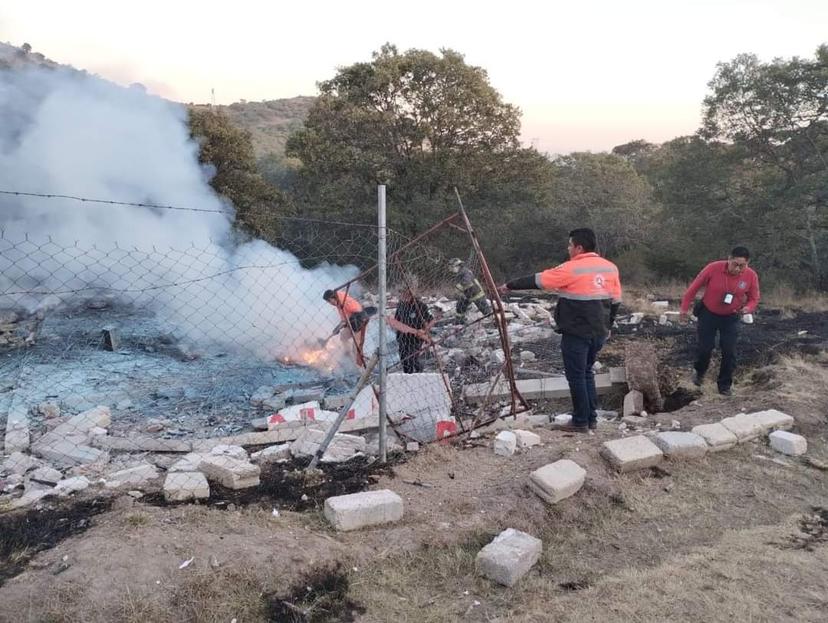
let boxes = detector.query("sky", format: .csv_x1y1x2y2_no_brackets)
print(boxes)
2,0,826,154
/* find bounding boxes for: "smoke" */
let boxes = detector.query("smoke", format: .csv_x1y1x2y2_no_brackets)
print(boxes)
0,65,362,367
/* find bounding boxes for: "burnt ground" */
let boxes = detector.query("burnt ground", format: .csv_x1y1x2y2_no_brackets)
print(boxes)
0,303,826,621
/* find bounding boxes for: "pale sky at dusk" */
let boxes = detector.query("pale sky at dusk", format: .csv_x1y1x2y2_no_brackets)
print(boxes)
2,0,826,154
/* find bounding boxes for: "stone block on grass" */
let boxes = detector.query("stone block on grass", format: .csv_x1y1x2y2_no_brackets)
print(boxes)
476,528,542,587
720,414,764,442
653,432,708,459
529,460,586,504
323,489,403,531
691,423,738,452
601,435,663,473
749,409,794,433
769,431,807,456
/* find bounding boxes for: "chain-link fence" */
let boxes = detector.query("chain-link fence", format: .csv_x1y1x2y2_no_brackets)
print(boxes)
2,197,574,509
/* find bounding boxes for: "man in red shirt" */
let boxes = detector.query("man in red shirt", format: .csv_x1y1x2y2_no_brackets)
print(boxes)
679,247,760,396
323,289,369,367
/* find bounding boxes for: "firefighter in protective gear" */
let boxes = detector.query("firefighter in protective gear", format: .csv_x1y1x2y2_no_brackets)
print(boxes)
448,258,492,322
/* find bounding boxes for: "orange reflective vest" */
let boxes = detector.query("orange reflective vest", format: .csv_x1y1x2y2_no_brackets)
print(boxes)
536,252,622,338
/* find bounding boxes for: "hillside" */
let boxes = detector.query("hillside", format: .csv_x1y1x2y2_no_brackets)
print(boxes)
0,41,64,71
2,41,312,160
194,96,315,159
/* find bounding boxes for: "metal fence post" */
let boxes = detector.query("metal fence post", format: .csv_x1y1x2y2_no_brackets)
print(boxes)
377,185,388,462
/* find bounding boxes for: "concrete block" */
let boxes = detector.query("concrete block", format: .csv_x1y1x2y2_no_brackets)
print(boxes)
250,385,275,406
163,471,210,502
529,459,586,504
653,432,708,459
29,466,62,485
553,413,573,425
3,451,40,475
513,430,541,449
720,413,765,442
406,442,420,452
210,444,248,460
494,431,517,457
691,423,737,452
749,409,795,432
104,464,160,489
198,455,260,489
101,326,120,351
386,373,454,443
32,439,109,468
769,431,807,456
622,415,648,426
476,528,542,587
601,435,664,473
57,406,112,435
251,444,291,464
290,428,366,463
623,390,644,417
169,452,208,472
54,476,90,496
323,489,404,531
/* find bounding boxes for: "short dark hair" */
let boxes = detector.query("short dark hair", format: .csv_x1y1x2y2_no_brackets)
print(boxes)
322,289,335,301
730,246,750,260
568,228,597,253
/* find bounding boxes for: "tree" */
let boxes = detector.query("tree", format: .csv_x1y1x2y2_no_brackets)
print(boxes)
286,44,526,234
702,45,828,287
188,107,290,241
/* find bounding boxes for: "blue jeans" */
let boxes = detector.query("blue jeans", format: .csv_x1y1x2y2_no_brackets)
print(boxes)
560,333,606,427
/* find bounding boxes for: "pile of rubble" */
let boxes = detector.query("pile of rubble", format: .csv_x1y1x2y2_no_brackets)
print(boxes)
0,308,42,350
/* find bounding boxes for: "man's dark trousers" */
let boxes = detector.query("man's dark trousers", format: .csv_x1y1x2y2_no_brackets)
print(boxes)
695,305,739,391
560,333,606,428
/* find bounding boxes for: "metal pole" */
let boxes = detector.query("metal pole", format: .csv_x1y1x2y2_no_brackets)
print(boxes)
377,185,388,463
307,352,379,470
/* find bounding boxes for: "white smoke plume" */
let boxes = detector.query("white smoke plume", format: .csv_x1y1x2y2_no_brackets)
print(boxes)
0,65,364,367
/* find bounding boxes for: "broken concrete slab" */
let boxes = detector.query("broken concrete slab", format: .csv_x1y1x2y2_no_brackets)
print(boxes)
104,464,160,489
601,436,664,473
720,413,765,442
622,415,648,427
290,386,326,403
623,390,644,417
2,451,40,475
529,459,586,504
91,435,193,453
290,428,366,463
163,471,210,502
769,431,807,456
101,326,120,351
4,403,30,454
191,426,308,451
323,489,404,531
251,444,291,464
749,409,795,433
386,373,454,443
7,487,52,510
250,385,275,406
169,452,208,472
513,430,541,449
653,432,708,459
32,439,109,468
56,405,111,435
198,455,260,489
261,394,287,412
476,528,542,587
494,431,517,457
53,476,90,496
209,444,248,460
464,371,622,403
29,466,62,485
691,423,738,452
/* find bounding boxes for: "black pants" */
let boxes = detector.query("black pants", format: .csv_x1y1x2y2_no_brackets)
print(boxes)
560,333,606,428
456,296,491,317
397,336,424,373
695,306,739,390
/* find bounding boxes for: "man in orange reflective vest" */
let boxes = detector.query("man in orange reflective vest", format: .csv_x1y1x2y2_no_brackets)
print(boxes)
323,289,369,367
499,228,622,432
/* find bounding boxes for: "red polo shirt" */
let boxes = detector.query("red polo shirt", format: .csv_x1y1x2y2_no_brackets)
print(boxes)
680,260,760,316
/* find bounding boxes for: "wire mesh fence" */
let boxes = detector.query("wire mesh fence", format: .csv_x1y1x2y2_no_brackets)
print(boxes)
1,201,574,509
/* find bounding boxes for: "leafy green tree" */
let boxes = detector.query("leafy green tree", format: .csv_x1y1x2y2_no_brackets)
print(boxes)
701,45,828,287
188,107,290,241
286,44,525,234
